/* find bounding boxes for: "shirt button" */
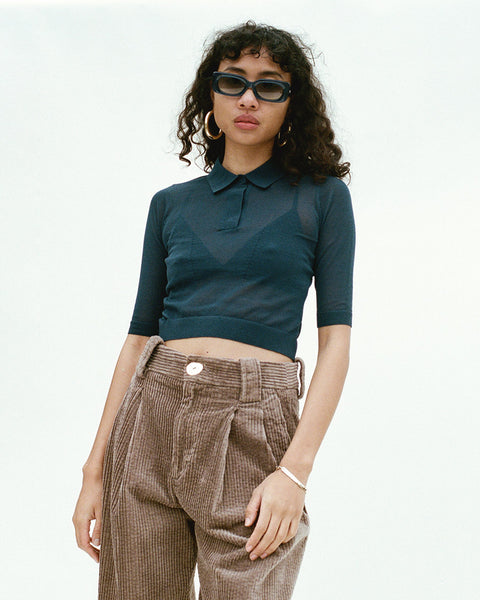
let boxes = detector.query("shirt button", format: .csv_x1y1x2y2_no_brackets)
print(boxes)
186,362,204,375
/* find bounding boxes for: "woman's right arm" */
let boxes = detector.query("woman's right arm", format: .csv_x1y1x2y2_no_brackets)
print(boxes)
72,333,150,562
73,189,168,560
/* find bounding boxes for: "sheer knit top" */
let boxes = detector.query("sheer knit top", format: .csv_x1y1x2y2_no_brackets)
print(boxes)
127,156,356,360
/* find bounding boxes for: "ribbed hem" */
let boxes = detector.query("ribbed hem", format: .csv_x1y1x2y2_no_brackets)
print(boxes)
317,310,352,328
158,315,296,361
128,319,159,336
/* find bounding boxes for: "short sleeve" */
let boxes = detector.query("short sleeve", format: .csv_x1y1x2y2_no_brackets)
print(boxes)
127,192,168,336
314,178,356,328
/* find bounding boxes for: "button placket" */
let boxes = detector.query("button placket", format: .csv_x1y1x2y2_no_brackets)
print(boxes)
217,178,247,230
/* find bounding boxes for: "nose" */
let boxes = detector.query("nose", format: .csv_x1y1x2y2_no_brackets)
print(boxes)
237,87,258,109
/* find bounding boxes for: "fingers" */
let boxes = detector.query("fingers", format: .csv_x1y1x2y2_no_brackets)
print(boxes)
284,517,301,543
244,492,303,560
247,514,297,560
246,511,277,559
72,511,100,563
73,478,104,563
258,519,291,558
244,487,262,527
91,522,102,549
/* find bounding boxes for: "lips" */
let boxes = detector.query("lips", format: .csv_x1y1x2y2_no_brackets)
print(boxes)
234,114,260,124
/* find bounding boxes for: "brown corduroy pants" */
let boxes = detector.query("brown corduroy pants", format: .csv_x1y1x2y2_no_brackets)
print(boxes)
98,335,310,600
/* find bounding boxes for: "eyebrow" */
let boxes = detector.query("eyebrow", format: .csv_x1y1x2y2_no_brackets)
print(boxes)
222,66,286,80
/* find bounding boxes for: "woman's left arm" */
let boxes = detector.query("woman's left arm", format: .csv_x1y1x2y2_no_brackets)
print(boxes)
244,323,351,560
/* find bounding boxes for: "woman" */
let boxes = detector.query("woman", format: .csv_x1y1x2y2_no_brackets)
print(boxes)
72,20,356,600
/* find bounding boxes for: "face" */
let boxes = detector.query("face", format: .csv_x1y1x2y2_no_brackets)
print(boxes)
210,47,292,153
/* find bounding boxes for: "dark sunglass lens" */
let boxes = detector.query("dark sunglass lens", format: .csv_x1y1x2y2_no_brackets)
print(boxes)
255,81,284,101
216,75,245,95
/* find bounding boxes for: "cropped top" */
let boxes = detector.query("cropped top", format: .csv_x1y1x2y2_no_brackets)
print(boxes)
127,156,356,360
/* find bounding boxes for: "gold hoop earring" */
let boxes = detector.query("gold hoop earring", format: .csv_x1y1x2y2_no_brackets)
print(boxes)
204,110,223,140
277,122,292,147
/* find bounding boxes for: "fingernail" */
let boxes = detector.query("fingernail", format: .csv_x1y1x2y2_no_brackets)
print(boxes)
94,539,100,546
260,552,267,558
246,544,252,551
245,518,250,526
250,554,257,560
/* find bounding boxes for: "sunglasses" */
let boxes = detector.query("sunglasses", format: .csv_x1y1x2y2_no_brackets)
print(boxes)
210,71,291,103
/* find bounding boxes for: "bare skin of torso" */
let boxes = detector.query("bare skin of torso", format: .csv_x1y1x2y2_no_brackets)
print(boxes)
164,337,294,364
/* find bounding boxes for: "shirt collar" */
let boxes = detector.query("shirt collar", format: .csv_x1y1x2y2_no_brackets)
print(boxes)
207,156,286,193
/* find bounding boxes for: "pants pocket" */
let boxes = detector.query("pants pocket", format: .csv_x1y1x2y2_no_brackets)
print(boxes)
260,388,298,467
109,385,144,515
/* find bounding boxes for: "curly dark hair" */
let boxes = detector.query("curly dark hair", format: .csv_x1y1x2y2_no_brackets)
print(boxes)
176,20,351,186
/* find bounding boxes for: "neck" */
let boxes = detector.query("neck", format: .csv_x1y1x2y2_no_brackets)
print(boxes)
221,139,274,174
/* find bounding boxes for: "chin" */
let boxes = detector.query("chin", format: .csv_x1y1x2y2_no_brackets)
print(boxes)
228,133,268,146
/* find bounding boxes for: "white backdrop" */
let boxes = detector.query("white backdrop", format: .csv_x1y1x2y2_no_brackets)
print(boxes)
1,1,479,598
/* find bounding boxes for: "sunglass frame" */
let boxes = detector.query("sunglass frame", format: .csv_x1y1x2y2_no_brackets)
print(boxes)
210,71,291,103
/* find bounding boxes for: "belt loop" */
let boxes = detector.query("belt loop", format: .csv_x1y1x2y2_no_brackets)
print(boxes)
135,335,165,378
238,357,262,402
294,356,305,399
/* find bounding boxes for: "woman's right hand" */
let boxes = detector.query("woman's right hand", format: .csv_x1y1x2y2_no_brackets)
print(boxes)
72,470,103,563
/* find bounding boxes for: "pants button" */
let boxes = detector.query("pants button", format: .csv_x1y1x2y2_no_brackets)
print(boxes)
186,362,204,375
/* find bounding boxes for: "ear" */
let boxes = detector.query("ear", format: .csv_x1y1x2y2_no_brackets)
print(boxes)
210,88,215,104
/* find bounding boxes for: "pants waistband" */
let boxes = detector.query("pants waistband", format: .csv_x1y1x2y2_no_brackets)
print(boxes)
135,336,306,400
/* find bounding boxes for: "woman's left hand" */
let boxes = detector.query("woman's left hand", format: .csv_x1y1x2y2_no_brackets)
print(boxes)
244,468,306,560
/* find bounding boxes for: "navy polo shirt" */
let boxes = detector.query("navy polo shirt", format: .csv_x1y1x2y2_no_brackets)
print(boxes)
127,156,356,360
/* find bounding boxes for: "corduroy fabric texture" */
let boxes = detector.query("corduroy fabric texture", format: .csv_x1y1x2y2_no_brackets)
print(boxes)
98,335,310,600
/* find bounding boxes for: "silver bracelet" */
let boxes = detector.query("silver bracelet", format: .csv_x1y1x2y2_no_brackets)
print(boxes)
275,465,307,492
